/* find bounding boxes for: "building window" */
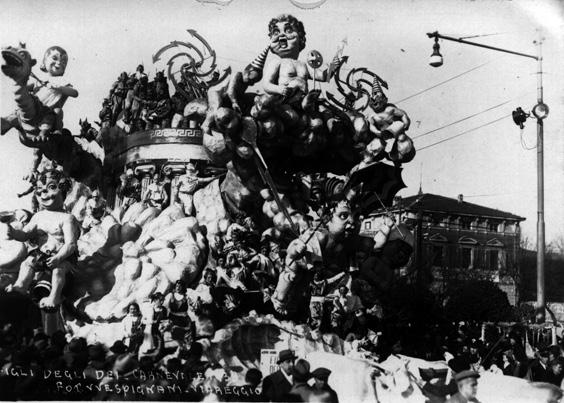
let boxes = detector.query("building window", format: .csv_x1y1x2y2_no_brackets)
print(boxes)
431,245,444,267
460,218,471,230
460,247,472,268
485,249,499,270
364,221,372,230
488,222,498,232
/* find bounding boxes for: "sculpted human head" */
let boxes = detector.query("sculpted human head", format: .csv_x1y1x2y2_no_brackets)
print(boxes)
327,200,355,238
40,46,68,77
35,170,71,211
268,14,306,59
370,92,389,113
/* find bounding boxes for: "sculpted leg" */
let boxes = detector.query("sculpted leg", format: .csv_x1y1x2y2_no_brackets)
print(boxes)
6,256,34,293
178,193,194,216
39,265,69,311
271,268,297,314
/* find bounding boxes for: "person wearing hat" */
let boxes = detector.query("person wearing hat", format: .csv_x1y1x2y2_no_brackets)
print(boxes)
83,343,109,381
501,348,521,377
312,367,339,403
289,358,314,402
527,348,551,382
446,370,480,403
106,340,127,366
261,349,296,402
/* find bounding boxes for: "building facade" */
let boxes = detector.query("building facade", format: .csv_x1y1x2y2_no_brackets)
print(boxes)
362,193,525,305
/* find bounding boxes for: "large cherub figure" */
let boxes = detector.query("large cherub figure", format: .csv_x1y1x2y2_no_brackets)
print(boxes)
31,46,78,130
5,169,80,311
1,44,101,187
262,14,328,101
271,200,356,314
2,45,78,139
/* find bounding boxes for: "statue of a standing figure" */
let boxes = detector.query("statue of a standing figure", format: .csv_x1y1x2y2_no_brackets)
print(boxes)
175,163,214,216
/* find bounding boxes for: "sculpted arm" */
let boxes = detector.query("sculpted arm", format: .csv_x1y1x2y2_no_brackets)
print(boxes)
368,113,383,135
8,215,37,242
310,65,328,82
393,106,410,130
162,187,169,205
52,84,78,98
51,215,79,264
261,58,286,96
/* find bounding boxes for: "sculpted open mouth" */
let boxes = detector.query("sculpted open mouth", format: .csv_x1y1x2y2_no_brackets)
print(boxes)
278,37,288,49
39,196,55,205
2,51,23,67
1,51,23,73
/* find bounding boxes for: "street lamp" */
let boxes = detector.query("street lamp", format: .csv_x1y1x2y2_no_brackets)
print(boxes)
429,34,443,67
426,31,548,322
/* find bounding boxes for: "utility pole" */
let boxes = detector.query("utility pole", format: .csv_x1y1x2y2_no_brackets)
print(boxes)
426,31,549,322
535,36,545,321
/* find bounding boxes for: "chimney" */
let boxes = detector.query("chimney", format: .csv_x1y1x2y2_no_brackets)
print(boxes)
457,194,463,203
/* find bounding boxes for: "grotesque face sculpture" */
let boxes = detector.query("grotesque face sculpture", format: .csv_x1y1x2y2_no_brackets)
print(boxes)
268,14,306,59
41,46,68,77
327,201,355,238
370,92,389,113
1,44,36,83
35,171,69,211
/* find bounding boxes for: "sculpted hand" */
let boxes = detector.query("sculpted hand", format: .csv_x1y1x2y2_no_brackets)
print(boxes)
280,85,291,97
46,255,61,269
22,171,36,182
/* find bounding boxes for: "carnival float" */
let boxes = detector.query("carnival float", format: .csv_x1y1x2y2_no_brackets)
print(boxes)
0,14,452,402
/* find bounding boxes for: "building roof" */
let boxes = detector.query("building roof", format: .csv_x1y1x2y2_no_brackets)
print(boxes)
382,193,525,221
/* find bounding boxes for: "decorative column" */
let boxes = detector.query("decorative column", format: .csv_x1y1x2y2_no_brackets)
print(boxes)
134,164,156,201
163,163,187,206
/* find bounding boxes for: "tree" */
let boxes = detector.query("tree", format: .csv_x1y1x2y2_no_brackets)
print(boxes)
547,233,564,255
444,280,515,322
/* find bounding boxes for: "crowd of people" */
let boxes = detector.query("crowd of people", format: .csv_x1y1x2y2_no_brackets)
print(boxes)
3,276,564,402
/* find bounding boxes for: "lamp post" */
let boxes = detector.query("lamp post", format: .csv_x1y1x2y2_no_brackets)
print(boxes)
426,31,549,322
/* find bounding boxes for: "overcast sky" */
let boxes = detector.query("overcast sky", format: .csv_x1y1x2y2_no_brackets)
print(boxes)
1,0,563,244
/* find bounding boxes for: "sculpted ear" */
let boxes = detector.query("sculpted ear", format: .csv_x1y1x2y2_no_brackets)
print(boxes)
31,58,37,67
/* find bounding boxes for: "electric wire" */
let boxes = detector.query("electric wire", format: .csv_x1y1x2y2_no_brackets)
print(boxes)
394,61,493,104
462,193,518,198
412,89,535,140
520,128,537,150
417,114,511,152
413,100,511,139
